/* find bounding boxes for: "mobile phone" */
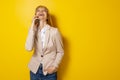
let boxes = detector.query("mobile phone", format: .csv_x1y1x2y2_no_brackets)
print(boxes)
34,19,40,27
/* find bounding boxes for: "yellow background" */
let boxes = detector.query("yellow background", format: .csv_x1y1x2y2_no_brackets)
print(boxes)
0,0,120,80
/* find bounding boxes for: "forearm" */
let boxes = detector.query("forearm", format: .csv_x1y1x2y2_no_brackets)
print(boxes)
52,52,64,68
25,24,36,51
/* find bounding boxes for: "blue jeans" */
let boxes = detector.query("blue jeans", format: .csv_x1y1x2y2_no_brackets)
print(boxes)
30,64,57,80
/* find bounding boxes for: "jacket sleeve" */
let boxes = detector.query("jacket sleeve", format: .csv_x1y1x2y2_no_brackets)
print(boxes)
52,28,64,68
25,25,36,51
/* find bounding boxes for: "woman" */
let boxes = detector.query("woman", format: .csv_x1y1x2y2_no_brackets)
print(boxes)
25,5,64,80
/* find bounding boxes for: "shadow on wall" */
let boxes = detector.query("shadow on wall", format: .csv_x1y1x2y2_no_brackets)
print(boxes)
51,14,70,80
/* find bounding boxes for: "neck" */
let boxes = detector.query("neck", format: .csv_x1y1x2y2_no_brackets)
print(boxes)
39,20,47,30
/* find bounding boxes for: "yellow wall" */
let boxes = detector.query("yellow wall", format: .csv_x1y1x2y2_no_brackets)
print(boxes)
0,0,120,80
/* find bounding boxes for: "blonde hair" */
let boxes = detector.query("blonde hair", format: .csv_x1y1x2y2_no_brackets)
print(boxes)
35,5,53,26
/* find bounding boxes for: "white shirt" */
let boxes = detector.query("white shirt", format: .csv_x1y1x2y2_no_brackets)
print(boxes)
38,24,49,48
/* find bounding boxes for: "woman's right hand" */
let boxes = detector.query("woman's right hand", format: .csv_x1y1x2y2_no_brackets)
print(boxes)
31,15,39,31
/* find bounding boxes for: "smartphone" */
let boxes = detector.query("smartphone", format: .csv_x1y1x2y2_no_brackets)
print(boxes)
34,19,40,27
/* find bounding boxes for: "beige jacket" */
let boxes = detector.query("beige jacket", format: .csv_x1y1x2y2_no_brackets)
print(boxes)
25,24,64,75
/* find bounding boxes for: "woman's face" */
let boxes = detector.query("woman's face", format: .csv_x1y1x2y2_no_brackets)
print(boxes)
35,7,47,21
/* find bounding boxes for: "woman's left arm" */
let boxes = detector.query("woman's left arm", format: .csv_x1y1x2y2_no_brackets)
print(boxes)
52,28,64,68
46,28,64,74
